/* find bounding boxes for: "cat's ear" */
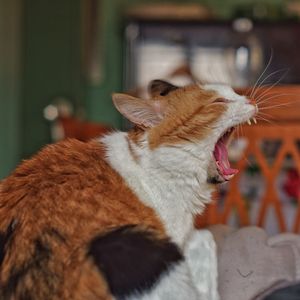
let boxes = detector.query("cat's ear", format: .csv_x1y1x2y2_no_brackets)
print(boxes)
112,93,164,128
148,80,178,97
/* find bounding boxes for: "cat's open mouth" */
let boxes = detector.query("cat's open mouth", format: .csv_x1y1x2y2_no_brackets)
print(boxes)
213,127,238,181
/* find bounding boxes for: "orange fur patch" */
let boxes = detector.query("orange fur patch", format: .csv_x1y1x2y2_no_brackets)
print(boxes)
0,139,165,299
148,85,227,149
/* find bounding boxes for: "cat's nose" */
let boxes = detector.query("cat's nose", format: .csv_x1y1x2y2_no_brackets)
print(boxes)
248,98,256,105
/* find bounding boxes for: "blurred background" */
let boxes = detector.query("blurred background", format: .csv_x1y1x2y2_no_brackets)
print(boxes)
1,0,300,233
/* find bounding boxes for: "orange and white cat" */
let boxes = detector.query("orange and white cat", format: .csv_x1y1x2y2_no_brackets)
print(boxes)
0,80,257,299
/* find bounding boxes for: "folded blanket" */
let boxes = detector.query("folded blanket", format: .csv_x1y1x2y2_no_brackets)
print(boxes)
208,225,300,300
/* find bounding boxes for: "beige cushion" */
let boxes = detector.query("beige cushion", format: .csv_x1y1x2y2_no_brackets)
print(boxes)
208,225,300,300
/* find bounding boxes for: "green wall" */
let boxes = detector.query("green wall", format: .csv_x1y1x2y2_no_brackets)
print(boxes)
1,0,83,178
0,0,22,178
22,0,83,158
85,0,124,127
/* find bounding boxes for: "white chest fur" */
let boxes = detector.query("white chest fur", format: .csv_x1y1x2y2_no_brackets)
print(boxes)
101,132,214,247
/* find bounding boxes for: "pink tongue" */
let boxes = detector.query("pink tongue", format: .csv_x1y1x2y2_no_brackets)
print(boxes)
214,142,238,176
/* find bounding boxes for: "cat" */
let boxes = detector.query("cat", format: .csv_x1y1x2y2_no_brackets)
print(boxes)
0,80,257,299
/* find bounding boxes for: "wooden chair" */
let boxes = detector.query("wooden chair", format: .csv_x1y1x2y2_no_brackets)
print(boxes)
57,116,111,141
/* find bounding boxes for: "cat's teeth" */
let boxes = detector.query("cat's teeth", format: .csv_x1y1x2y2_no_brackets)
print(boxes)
247,119,251,125
253,117,257,124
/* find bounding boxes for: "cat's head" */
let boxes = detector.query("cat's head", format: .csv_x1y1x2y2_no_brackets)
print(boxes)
112,80,257,184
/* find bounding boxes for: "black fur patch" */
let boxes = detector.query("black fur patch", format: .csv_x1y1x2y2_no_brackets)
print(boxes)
149,80,179,97
0,220,17,266
0,233,6,266
88,225,183,298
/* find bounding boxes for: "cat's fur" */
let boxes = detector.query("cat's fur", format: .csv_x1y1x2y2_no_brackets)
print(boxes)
0,81,256,299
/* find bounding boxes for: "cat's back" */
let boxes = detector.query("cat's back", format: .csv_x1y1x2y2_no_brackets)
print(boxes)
0,138,162,228
0,138,164,299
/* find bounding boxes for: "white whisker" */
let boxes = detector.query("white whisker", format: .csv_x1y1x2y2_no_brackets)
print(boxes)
257,93,299,105
257,111,275,119
256,116,277,125
252,68,288,99
254,68,289,102
250,49,273,99
259,101,298,110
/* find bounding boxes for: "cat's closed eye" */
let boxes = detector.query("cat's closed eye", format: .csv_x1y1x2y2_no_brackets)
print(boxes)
213,98,230,103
